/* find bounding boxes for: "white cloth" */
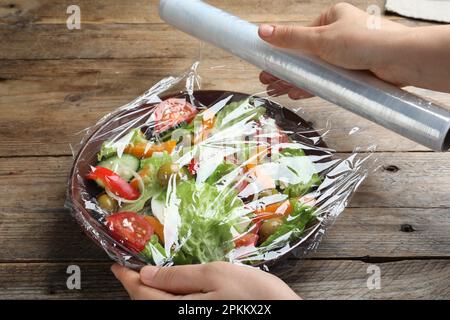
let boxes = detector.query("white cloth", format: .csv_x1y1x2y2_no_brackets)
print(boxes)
385,0,450,23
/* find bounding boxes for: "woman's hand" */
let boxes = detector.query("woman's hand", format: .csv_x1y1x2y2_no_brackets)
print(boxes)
259,2,450,98
111,261,300,300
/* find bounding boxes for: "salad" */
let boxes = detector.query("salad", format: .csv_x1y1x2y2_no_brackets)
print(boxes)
85,95,323,265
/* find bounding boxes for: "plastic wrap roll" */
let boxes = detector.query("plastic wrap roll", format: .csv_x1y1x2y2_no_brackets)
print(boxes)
159,0,450,151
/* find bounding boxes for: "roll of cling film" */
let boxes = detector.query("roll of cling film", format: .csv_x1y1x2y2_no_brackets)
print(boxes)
159,0,450,151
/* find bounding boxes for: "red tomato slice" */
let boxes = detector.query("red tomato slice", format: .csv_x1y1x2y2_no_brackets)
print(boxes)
234,233,259,248
153,98,197,134
106,212,153,252
188,158,199,176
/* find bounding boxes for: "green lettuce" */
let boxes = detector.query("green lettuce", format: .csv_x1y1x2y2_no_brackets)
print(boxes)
279,148,305,157
97,142,116,161
175,180,243,263
279,147,322,198
215,99,266,129
97,128,148,161
159,121,191,142
140,235,166,264
283,173,322,198
205,162,237,185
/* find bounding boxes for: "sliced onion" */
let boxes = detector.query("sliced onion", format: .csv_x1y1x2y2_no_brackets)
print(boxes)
129,167,145,193
105,188,138,204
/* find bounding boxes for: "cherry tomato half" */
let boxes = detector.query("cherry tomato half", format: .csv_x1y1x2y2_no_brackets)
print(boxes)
153,98,197,134
106,212,153,252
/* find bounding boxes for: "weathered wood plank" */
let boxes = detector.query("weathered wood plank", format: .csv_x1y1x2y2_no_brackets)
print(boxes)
351,151,450,208
0,211,110,262
0,23,196,60
0,262,127,299
1,0,422,25
315,207,450,258
0,0,431,61
0,22,431,61
0,207,448,262
2,153,450,212
1,59,449,156
274,259,450,299
0,259,448,299
0,0,326,24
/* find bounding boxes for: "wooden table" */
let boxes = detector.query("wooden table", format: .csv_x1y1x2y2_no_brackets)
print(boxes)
1,0,449,299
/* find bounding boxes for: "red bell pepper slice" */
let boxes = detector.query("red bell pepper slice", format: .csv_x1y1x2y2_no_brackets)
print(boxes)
87,166,140,200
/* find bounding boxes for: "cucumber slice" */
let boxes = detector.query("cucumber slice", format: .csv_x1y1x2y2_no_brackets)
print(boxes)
97,154,140,181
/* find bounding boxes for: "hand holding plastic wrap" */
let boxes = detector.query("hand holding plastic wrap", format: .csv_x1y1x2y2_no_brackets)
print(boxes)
68,65,374,270
159,0,450,151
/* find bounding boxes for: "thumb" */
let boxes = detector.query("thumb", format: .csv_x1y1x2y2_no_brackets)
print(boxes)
258,24,324,55
140,264,214,294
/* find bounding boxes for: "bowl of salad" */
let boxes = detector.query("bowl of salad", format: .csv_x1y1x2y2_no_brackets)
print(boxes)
69,90,331,267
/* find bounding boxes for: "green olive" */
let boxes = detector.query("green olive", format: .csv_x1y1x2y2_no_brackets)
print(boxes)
259,218,283,243
97,193,118,212
157,162,182,186
258,189,278,198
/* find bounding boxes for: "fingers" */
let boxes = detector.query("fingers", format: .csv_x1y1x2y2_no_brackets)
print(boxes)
267,80,292,97
261,71,296,96
140,264,215,295
259,71,279,85
111,264,174,300
288,88,314,100
310,2,356,27
260,71,314,100
258,24,325,55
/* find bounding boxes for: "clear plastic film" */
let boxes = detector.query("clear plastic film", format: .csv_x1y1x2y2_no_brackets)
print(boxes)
67,63,376,270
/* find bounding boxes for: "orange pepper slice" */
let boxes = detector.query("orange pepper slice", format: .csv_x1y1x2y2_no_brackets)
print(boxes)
194,116,216,144
130,166,150,191
144,216,165,243
253,199,293,222
124,140,177,158
203,116,215,130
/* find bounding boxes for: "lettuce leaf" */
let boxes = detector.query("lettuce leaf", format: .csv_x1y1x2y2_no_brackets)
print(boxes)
139,150,172,170
215,99,266,129
176,180,243,263
97,128,148,161
283,173,322,198
97,141,117,161
279,148,305,157
205,162,237,185
140,235,166,264
158,121,192,142
279,148,322,198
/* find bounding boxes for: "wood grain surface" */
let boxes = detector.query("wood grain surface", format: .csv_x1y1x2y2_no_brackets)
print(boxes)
0,259,448,299
0,0,449,300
